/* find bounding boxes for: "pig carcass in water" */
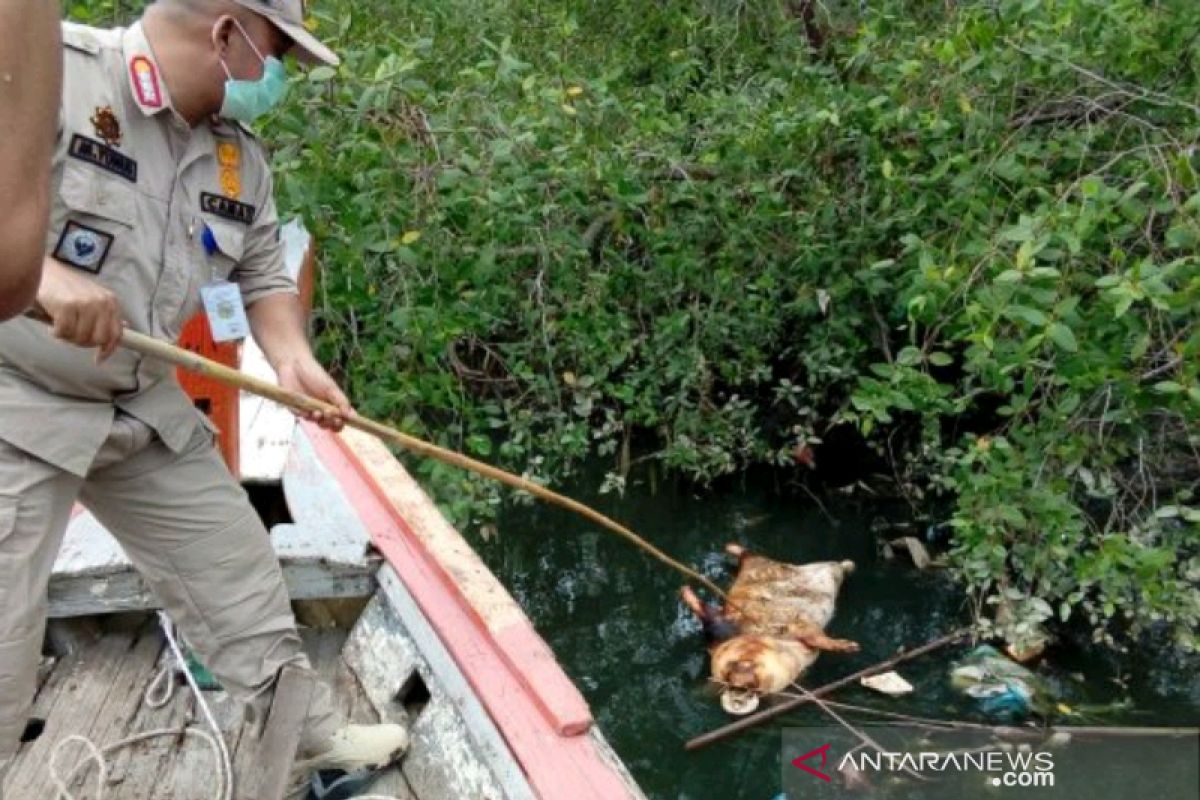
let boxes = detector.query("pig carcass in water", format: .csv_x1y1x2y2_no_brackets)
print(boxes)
682,544,858,714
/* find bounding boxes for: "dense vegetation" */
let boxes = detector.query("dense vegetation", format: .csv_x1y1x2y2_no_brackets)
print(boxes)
71,1,1198,653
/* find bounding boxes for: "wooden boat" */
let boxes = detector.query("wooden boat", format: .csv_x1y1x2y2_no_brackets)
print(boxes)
3,224,646,800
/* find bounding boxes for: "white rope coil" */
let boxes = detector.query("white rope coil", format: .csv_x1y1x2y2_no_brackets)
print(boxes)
44,612,407,800
46,613,232,800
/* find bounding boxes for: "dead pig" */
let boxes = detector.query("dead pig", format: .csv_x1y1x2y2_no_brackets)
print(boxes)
682,544,858,714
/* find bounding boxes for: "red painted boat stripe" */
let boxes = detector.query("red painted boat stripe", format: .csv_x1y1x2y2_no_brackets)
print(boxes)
304,424,634,799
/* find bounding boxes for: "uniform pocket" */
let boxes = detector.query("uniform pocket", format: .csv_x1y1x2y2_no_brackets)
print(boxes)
60,162,137,226
54,163,137,275
200,219,246,283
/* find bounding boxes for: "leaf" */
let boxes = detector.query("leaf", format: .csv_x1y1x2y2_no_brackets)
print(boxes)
1165,223,1198,251
1047,323,1078,352
401,230,422,245
1153,381,1183,394
1080,176,1103,198
308,65,337,82
1006,305,1048,327
928,352,953,366
896,346,922,366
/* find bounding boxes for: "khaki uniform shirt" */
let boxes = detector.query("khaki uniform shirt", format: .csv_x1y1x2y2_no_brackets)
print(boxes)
0,21,296,476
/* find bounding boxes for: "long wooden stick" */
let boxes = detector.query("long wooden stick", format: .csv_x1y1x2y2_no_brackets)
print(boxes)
787,697,1200,740
114,327,726,599
685,628,970,750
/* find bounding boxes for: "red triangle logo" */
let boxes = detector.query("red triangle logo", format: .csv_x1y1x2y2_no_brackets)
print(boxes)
791,743,832,782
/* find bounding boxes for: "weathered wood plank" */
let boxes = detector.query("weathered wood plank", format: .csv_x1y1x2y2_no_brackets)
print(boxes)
49,558,378,618
344,576,534,800
272,425,376,566
239,666,315,800
74,629,164,797
9,632,133,799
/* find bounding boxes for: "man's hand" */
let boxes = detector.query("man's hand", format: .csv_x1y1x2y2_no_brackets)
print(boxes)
276,355,355,431
35,257,124,361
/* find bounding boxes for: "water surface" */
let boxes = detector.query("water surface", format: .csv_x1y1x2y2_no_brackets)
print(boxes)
481,469,1198,799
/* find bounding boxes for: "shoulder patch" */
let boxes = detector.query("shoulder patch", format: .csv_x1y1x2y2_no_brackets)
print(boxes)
61,23,102,55
54,221,114,274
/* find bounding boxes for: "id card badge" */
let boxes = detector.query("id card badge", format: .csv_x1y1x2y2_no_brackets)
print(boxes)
200,280,250,342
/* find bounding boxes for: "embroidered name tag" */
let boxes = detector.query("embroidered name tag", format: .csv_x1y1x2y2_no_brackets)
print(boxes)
68,134,138,183
200,192,255,225
54,221,114,274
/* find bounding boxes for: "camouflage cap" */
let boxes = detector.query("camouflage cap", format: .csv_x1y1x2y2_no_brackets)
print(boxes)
231,0,339,67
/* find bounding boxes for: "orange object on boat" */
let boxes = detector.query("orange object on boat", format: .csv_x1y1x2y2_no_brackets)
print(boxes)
177,314,240,475
177,233,318,477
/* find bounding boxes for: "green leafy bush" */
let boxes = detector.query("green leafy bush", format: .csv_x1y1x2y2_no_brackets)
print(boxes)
68,0,1200,650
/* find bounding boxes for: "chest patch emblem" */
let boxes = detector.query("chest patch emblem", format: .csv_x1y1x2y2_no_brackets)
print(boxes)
129,55,162,108
54,221,114,274
219,168,242,199
217,142,240,168
201,192,255,225
216,140,242,198
68,134,138,182
89,106,122,148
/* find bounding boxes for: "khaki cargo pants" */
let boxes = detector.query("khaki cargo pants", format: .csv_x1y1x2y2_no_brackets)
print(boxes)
0,412,340,774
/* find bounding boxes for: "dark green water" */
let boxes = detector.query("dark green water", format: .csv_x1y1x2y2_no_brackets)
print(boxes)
480,470,1199,800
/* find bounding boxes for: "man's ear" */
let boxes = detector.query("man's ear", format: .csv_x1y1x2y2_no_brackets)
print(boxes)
210,14,235,57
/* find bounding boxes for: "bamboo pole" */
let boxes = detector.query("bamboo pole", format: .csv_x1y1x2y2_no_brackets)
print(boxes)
113,327,727,599
784,697,1200,740
686,628,970,750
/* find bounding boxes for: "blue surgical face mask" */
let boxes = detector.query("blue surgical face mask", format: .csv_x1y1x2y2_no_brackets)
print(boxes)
218,19,289,124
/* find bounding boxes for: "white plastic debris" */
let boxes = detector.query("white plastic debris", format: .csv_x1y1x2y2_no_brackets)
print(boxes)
860,670,914,696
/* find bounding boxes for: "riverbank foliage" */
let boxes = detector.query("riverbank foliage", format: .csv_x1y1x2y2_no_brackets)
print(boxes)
71,1,1198,651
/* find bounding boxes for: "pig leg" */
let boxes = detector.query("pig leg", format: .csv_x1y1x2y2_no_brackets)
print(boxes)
796,626,860,653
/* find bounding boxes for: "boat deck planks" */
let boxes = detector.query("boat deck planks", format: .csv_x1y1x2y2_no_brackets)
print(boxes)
2,625,415,800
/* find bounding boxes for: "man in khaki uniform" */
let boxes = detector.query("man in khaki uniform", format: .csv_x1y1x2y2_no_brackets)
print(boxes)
0,0,407,791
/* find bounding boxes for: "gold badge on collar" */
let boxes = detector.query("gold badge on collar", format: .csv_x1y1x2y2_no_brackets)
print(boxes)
89,106,122,148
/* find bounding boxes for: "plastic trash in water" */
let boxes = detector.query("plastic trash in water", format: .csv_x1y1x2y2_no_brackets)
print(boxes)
950,645,1049,720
